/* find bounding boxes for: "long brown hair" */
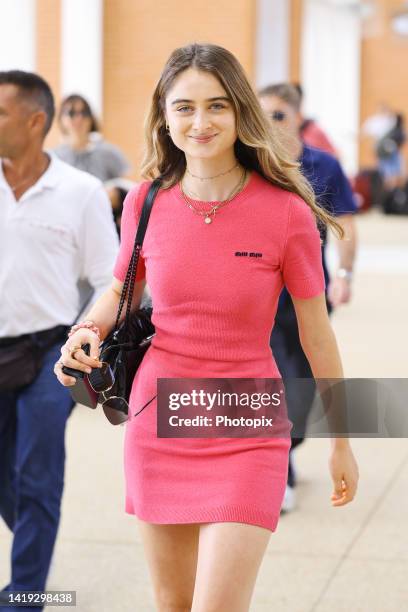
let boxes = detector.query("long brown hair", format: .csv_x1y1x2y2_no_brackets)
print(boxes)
141,43,343,238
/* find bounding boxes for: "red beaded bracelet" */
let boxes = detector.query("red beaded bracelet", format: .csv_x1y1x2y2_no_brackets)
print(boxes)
68,320,101,339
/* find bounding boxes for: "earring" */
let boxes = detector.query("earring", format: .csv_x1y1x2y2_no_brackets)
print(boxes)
165,123,170,133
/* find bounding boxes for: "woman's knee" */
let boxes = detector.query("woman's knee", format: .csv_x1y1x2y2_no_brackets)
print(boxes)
155,586,193,612
138,522,199,611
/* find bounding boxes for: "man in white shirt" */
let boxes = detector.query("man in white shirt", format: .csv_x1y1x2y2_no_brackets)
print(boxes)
0,71,118,608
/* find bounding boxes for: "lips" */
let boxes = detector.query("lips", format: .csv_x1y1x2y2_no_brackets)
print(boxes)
190,134,218,143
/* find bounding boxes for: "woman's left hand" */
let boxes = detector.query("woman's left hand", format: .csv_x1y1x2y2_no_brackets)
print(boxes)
328,442,359,506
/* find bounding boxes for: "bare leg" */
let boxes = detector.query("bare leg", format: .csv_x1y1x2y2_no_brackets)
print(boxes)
191,522,271,612
137,521,199,612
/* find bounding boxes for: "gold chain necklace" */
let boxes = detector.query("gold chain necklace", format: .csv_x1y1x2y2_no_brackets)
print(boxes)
180,168,247,224
186,161,239,181
182,173,242,206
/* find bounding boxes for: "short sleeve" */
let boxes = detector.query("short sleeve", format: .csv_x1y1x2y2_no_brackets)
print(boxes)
113,182,150,282
281,195,326,299
78,184,119,296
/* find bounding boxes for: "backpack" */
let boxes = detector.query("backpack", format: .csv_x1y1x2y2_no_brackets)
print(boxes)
376,123,405,159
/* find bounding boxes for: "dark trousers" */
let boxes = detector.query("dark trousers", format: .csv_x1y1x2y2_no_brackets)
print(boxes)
270,304,315,488
0,343,73,611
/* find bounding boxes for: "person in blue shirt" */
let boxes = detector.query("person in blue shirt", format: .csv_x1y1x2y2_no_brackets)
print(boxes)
259,83,357,512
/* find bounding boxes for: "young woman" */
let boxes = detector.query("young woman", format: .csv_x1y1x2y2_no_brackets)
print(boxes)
54,44,359,612
54,94,130,183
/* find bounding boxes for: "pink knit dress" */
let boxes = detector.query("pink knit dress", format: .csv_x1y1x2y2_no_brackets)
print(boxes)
113,171,325,532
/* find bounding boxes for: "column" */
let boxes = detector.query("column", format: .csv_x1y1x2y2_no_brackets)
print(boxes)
61,0,103,115
0,0,36,71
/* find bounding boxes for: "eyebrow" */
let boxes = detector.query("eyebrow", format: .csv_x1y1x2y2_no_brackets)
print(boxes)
171,96,230,105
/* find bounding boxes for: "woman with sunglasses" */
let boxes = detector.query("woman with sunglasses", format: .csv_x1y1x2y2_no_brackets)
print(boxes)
54,94,130,183
54,44,359,611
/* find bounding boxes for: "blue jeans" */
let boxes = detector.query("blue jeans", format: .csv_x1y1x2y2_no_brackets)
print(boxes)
0,342,73,611
379,150,403,180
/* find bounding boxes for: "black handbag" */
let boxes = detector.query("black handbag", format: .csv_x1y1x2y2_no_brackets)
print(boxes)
66,179,161,424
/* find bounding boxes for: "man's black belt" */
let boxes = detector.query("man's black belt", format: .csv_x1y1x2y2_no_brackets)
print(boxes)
0,325,69,348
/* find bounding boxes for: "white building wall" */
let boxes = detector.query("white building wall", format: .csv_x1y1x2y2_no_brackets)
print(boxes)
61,0,103,116
255,0,290,89
0,0,36,72
301,0,362,174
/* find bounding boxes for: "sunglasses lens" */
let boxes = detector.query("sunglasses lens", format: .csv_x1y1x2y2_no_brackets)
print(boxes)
88,363,114,393
66,109,89,118
102,397,129,425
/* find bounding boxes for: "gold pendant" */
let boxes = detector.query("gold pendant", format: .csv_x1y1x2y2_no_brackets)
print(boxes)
204,216,212,224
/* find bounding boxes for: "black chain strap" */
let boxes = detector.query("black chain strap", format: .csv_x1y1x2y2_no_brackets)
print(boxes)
113,179,162,334
125,242,141,325
114,244,141,333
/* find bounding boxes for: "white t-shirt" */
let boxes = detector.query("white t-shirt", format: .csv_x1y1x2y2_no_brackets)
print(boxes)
0,153,119,337
362,113,395,141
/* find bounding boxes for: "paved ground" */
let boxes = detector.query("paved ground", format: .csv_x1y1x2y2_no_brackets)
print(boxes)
1,209,407,611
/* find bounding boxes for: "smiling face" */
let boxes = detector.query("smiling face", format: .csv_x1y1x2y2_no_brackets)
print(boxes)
164,68,237,163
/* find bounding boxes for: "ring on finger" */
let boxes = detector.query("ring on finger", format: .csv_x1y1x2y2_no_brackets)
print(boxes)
69,345,81,359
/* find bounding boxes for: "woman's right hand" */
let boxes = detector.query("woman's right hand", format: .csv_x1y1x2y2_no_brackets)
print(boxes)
54,328,103,387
